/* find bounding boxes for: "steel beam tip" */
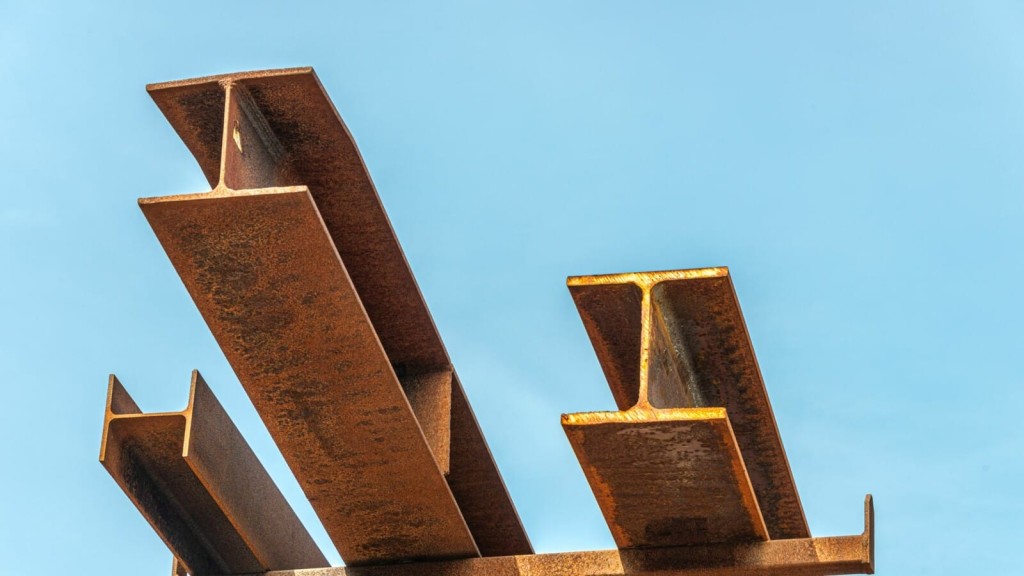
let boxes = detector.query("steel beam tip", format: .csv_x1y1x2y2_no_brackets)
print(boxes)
864,494,875,574
100,371,328,574
105,374,142,416
561,407,730,427
101,374,142,462
145,67,317,93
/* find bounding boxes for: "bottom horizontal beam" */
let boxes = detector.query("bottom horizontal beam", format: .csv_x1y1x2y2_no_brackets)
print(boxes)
247,496,873,576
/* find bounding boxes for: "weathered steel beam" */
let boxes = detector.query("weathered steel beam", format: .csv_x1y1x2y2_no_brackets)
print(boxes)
239,496,873,576
565,268,809,546
141,68,530,565
563,408,768,547
141,185,479,565
99,371,327,576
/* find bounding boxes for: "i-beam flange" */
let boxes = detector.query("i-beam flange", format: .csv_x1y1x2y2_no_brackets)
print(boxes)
139,68,532,566
100,371,326,575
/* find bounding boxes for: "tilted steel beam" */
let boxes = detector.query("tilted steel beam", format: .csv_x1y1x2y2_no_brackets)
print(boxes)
238,496,873,576
140,68,530,565
108,67,874,576
564,268,810,547
100,370,327,576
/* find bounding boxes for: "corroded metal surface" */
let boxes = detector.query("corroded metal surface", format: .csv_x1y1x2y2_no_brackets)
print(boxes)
141,68,530,564
563,408,768,547
566,268,809,543
100,371,327,575
101,67,875,576
244,496,873,576
141,187,479,564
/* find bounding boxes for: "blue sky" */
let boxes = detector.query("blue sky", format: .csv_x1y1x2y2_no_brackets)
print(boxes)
1,2,1022,574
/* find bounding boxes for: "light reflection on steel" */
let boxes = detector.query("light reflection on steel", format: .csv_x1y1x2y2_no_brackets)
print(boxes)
564,268,811,548
100,370,327,575
139,68,530,565
246,496,873,576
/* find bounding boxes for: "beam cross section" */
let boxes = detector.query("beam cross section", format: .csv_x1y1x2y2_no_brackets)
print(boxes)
100,371,327,576
140,68,530,565
563,268,809,548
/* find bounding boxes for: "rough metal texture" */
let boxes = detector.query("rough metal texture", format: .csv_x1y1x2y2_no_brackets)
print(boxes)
101,67,875,576
563,408,768,547
141,68,530,565
100,370,327,575
565,268,809,546
239,496,873,576
141,186,478,564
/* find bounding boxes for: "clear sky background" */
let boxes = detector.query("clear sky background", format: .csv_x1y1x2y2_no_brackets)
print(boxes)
1,2,1022,575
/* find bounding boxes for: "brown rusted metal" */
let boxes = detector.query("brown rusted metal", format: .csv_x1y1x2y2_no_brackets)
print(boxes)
240,496,873,576
565,268,809,547
563,408,768,547
141,68,530,565
141,186,479,564
99,370,327,575
104,67,874,576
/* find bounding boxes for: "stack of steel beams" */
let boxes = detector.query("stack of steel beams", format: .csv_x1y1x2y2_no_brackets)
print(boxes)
100,68,874,576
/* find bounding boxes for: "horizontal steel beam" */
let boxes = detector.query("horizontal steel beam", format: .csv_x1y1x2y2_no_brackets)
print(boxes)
142,68,530,564
566,268,809,543
100,371,327,576
239,496,873,576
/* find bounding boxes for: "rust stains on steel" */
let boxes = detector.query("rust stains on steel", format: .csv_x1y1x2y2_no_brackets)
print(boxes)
99,370,327,576
563,408,769,547
142,185,479,564
101,67,875,576
564,268,811,548
247,496,873,576
139,68,530,565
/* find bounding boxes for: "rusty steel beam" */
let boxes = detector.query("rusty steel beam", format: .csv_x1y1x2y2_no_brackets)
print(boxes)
99,370,327,576
141,68,530,565
563,408,768,547
564,268,809,547
242,496,873,576
141,185,478,564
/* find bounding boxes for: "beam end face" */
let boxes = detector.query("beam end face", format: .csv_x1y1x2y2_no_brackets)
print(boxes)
147,67,318,190
99,373,327,575
568,282,644,411
864,494,875,574
148,82,227,188
566,268,810,544
647,274,809,540
219,83,296,191
106,374,142,415
142,67,531,563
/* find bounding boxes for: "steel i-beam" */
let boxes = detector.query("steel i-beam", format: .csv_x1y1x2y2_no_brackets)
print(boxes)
100,370,327,576
139,68,531,565
563,268,814,548
231,496,873,576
